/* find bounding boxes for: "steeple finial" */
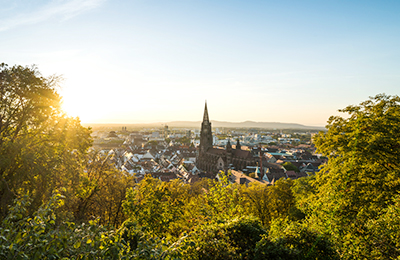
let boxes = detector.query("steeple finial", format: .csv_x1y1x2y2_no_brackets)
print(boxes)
203,101,209,122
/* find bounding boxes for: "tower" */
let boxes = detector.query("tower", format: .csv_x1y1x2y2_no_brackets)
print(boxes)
226,139,232,153
236,139,241,150
259,145,264,179
199,102,213,153
226,139,232,168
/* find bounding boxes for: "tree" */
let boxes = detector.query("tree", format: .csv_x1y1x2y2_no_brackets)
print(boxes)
261,219,339,260
123,175,197,237
282,162,299,172
365,194,400,259
169,216,266,260
122,172,245,238
71,150,136,226
241,182,270,226
240,178,301,227
306,94,400,259
0,191,152,259
0,64,92,219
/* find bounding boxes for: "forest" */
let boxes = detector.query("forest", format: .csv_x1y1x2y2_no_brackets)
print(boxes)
1,64,400,259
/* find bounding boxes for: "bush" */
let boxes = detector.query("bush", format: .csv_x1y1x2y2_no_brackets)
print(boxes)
263,219,339,260
169,216,266,260
0,192,164,260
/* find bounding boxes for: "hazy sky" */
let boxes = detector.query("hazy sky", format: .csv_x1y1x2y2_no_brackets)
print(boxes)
2,0,400,126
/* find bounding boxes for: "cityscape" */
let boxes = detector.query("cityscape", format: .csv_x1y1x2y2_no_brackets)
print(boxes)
89,102,322,186
1,0,400,259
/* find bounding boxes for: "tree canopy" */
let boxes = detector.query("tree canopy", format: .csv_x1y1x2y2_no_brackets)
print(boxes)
0,64,92,218
0,64,134,226
306,94,400,259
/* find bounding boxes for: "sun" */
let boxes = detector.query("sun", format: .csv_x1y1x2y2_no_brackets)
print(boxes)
61,94,106,123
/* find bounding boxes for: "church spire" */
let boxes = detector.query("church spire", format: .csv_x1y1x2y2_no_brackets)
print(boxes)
226,139,232,152
236,139,241,150
199,101,213,154
203,101,209,122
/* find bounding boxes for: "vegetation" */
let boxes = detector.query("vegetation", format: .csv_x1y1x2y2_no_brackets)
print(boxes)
0,63,90,218
306,94,400,259
175,136,191,145
282,161,300,172
1,64,399,259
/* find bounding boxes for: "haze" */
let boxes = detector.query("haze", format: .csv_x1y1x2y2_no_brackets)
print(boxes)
2,0,399,127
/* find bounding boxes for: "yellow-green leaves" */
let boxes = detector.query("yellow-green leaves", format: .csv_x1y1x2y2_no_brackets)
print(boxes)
307,94,400,259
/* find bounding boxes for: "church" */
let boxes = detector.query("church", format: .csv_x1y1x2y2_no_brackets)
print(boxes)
196,102,259,173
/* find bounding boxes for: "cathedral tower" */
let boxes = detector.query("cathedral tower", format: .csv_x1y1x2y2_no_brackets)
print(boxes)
199,102,213,153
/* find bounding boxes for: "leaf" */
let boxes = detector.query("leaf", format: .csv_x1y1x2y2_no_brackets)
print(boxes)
73,241,81,249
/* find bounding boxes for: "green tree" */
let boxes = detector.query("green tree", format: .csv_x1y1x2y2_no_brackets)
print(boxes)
123,175,197,237
201,171,244,222
241,182,270,226
258,218,339,260
240,178,301,227
0,191,164,260
365,194,400,259
282,162,299,172
169,216,266,260
71,150,136,226
307,94,400,259
176,136,191,145
122,172,244,239
0,64,92,219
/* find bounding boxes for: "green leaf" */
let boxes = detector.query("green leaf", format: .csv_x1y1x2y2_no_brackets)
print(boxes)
74,241,81,249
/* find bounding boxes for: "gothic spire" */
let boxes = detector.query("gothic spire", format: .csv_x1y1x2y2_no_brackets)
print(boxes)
236,139,241,150
226,139,232,151
203,101,209,122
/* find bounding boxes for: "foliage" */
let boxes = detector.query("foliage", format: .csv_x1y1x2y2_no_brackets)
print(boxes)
0,191,176,260
168,216,266,260
308,94,400,259
0,64,92,219
122,172,245,239
201,171,244,221
0,64,135,227
0,192,126,259
72,150,136,226
123,175,200,238
365,194,400,259
291,174,316,217
176,136,191,145
266,218,339,260
241,178,301,226
282,162,300,172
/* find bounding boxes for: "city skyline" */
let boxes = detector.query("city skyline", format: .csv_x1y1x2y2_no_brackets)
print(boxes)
2,1,400,127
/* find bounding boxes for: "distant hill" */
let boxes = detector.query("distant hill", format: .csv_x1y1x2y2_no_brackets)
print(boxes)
85,121,325,130
165,120,325,130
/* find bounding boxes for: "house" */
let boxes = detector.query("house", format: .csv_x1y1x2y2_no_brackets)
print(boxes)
227,170,267,186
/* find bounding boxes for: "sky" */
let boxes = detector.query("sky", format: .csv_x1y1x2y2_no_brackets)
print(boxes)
2,0,400,127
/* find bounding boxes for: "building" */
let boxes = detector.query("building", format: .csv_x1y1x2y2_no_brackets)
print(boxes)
196,102,259,173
